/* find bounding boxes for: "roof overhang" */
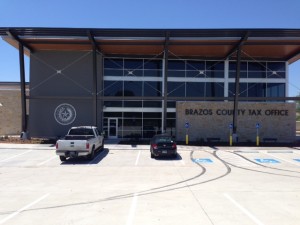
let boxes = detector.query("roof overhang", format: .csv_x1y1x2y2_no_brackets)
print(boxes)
1,28,300,63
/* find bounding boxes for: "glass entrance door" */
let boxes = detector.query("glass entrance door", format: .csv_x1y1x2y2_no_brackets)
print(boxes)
108,118,118,139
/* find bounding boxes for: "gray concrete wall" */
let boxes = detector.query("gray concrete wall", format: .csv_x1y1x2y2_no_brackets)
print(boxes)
29,51,102,138
176,102,296,143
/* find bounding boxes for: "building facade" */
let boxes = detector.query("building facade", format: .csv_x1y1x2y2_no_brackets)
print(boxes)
1,28,299,142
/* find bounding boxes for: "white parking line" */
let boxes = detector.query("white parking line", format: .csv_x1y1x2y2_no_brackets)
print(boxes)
224,193,265,225
0,150,33,163
126,193,138,225
0,193,50,224
135,151,141,166
37,155,57,166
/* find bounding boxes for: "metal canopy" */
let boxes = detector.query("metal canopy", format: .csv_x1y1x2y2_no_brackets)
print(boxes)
1,27,300,63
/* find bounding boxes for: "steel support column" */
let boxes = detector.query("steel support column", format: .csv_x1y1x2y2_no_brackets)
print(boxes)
92,46,98,127
19,43,27,133
97,53,103,131
232,48,241,141
162,33,169,133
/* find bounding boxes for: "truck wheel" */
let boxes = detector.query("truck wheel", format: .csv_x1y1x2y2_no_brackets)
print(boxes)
88,148,95,160
59,156,67,162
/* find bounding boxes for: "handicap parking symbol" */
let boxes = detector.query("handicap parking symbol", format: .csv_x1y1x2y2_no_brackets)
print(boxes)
255,159,280,163
192,158,213,163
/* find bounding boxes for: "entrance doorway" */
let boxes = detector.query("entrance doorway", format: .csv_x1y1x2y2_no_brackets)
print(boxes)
108,118,118,139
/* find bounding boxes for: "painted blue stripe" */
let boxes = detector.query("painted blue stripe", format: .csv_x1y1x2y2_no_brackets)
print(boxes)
192,158,213,163
255,159,280,163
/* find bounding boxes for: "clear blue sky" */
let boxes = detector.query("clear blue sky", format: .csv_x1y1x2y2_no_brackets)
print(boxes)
1,0,300,96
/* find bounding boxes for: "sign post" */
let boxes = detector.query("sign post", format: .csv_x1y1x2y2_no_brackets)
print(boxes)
185,122,190,145
229,123,233,146
256,123,260,146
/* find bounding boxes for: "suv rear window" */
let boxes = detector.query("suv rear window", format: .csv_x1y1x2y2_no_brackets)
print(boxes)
155,137,173,143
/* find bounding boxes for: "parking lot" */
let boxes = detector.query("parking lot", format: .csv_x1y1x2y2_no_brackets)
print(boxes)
0,143,300,225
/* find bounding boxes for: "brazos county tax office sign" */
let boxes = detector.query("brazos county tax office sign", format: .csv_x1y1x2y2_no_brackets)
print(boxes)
176,102,296,143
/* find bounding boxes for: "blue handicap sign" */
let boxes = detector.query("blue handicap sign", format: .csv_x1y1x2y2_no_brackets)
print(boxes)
255,159,280,163
256,123,260,129
185,122,190,129
192,158,213,163
293,159,300,162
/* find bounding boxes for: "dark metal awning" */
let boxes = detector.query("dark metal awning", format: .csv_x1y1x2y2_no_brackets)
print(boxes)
1,27,300,63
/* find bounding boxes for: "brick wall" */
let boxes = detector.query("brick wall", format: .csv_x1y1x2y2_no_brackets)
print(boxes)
176,102,296,143
0,91,22,136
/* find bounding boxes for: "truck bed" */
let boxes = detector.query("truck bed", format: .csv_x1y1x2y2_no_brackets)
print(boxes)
64,135,94,140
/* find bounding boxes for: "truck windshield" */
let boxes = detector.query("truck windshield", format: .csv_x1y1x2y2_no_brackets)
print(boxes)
68,128,94,136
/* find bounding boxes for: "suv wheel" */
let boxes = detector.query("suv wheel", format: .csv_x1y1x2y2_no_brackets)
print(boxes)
151,152,155,158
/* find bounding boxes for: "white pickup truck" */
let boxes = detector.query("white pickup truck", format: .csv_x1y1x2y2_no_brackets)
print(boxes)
56,126,104,162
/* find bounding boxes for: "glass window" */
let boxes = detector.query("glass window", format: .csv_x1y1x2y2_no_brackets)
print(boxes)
168,60,185,70
206,82,224,97
228,83,247,98
167,112,176,118
248,83,266,97
167,101,176,108
229,62,247,78
168,71,185,77
123,119,142,126
206,61,224,70
124,70,143,77
229,71,247,78
104,81,123,96
103,101,123,107
104,69,123,76
124,101,142,107
248,62,266,71
144,82,162,97
124,81,142,96
248,71,266,78
144,60,162,69
144,70,162,77
229,62,247,71
124,112,142,118
186,70,205,78
143,112,161,118
124,59,144,69
104,58,123,69
186,60,205,70
143,101,162,108
143,119,161,126
267,71,285,79
205,70,224,78
186,82,205,97
206,61,224,78
143,119,161,138
267,62,285,71
103,112,122,117
167,82,185,97
267,83,285,97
